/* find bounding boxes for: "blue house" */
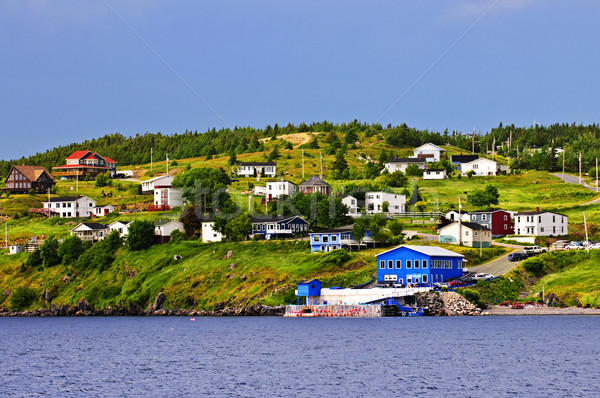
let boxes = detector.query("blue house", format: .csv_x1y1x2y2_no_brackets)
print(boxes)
310,225,373,252
296,279,322,305
250,215,309,240
375,245,464,285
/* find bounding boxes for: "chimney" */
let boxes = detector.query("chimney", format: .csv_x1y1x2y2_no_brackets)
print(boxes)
536,206,539,212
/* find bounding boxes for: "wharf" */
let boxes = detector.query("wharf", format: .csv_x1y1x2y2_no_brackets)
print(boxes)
285,304,382,317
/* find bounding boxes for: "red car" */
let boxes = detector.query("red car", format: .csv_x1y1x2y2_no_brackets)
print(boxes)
447,280,467,287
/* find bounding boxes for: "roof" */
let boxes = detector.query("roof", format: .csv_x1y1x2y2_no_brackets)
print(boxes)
465,157,499,166
310,224,354,234
439,221,491,231
142,175,174,183
424,169,446,173
451,154,479,163
266,180,296,185
250,215,308,224
516,211,568,217
237,161,277,166
72,222,109,231
95,205,115,209
108,221,131,226
414,142,446,152
66,150,92,160
470,209,510,214
388,157,427,163
45,195,93,203
52,164,111,170
8,165,55,183
103,157,117,163
154,219,183,226
299,175,332,188
377,245,464,258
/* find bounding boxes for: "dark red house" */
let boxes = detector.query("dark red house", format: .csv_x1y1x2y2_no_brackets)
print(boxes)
4,165,56,194
469,209,514,236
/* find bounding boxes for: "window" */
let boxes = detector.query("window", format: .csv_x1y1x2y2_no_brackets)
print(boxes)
388,261,393,269
504,224,507,230
406,260,412,269
465,231,469,236
474,231,478,237
380,261,385,269
471,215,476,220
540,227,544,232
414,260,420,269
313,236,320,242
323,236,329,243
422,275,428,283
504,215,508,221
395,260,401,269
422,260,428,269
331,235,337,242
482,214,487,221
539,216,542,223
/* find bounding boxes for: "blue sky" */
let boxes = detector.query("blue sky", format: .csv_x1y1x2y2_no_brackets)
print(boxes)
1,0,599,161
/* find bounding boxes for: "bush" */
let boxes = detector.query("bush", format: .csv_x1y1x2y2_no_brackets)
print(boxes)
316,249,351,266
523,257,545,276
9,286,38,311
461,288,486,308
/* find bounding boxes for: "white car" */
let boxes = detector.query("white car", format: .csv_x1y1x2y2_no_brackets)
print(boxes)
589,243,600,250
565,242,584,250
473,273,494,281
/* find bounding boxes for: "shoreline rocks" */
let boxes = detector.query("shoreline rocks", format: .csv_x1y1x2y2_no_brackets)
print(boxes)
417,291,483,316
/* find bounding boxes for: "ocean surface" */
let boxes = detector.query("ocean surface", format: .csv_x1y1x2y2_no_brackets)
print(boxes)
1,316,599,397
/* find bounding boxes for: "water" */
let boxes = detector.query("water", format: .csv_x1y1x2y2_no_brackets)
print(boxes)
1,316,599,397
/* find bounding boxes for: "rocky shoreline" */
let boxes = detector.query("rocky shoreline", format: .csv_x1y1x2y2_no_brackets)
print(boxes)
417,291,484,316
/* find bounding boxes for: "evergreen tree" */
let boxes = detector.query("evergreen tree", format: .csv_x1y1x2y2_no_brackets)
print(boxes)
57,235,85,265
127,220,155,251
40,237,61,268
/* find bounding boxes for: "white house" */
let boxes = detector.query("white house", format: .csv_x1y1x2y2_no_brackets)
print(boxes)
266,180,297,201
423,169,447,180
70,222,109,243
108,221,131,237
514,211,568,236
201,221,223,243
237,162,277,177
365,192,406,214
461,158,500,176
438,221,492,248
413,143,446,162
93,205,115,217
384,158,427,173
445,211,470,223
342,195,360,217
9,244,23,255
153,186,184,209
141,175,174,194
154,220,185,237
43,196,97,218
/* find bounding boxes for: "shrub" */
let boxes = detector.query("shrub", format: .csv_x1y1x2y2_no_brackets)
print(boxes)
523,257,545,276
316,249,351,266
461,288,486,308
9,286,38,311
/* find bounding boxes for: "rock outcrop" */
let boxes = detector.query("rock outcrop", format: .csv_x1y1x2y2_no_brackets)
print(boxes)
417,291,483,316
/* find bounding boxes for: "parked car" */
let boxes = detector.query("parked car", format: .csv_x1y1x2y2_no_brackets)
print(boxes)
565,242,584,250
460,275,478,284
447,280,467,287
473,273,494,281
523,246,547,255
508,252,528,261
589,242,600,250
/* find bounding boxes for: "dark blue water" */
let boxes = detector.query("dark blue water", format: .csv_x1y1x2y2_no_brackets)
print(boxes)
1,316,599,397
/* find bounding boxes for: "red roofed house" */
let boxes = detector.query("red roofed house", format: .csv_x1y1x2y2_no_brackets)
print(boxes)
52,151,118,180
4,165,56,194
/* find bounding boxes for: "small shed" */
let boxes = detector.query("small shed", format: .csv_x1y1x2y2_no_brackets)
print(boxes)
296,280,322,304
9,244,24,255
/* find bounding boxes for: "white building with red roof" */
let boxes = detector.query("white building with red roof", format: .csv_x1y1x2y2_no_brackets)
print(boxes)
52,150,118,180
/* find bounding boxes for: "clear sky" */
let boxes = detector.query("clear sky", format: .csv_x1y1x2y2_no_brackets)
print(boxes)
1,0,600,161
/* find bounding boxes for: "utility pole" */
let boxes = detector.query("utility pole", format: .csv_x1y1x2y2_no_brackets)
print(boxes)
562,150,565,180
151,147,153,173
458,196,462,246
472,128,475,153
302,149,305,179
319,151,323,179
596,158,598,193
166,153,169,176
579,152,582,185
584,212,589,254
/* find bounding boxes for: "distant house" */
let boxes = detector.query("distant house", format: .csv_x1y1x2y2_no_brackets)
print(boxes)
108,221,131,237
384,158,427,173
154,220,185,243
438,221,492,248
310,225,374,252
52,150,117,180
237,162,277,177
423,169,447,180
250,215,309,240
469,210,514,236
4,165,56,194
93,205,115,217
376,245,464,285
341,195,359,217
451,155,479,171
253,186,266,196
42,196,97,218
445,210,470,223
296,279,323,305
151,185,184,211
70,223,109,243
461,158,500,176
413,143,446,162
201,215,223,243
141,175,174,194
365,191,406,214
299,175,332,196
9,244,23,255
266,180,297,201
514,210,567,236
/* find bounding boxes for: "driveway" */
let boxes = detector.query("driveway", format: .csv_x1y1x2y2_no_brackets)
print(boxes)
551,173,600,204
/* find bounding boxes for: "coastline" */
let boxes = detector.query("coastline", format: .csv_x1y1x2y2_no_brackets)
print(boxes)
487,305,600,316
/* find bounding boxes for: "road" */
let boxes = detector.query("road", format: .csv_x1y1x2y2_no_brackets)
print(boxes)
551,173,600,205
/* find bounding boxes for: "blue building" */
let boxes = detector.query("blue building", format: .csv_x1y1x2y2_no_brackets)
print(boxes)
375,245,464,285
310,225,373,252
250,215,309,240
296,279,322,304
